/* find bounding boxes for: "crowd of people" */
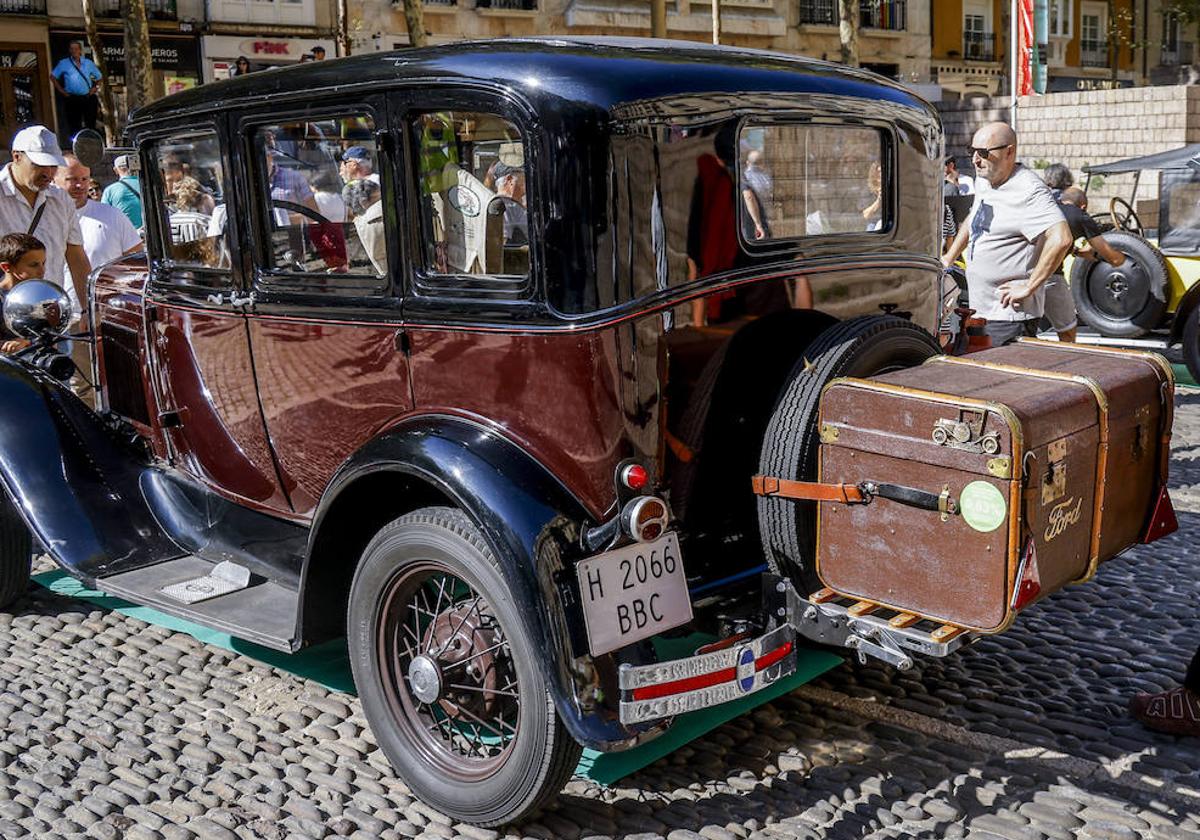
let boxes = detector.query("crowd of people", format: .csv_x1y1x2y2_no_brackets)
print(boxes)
0,124,143,381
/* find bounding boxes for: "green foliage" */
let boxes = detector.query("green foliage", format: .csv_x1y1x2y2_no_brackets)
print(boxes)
1032,159,1050,170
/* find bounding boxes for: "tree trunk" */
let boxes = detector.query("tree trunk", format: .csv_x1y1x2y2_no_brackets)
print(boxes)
402,0,427,48
839,0,859,66
81,0,117,144
651,0,666,37
1108,0,1118,81
122,0,153,114
336,0,352,56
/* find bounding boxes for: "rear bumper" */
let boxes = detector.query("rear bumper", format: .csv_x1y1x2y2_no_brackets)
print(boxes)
618,624,796,725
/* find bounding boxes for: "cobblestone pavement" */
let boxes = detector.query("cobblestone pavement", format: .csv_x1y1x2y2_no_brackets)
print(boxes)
3,395,1200,839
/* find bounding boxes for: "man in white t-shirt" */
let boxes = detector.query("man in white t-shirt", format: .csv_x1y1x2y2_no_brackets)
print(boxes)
942,122,1072,346
54,154,142,270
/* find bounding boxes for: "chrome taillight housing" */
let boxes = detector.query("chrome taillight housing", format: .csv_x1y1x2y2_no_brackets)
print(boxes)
621,496,669,543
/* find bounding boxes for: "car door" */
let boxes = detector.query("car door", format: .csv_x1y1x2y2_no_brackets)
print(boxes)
235,99,413,518
142,123,293,514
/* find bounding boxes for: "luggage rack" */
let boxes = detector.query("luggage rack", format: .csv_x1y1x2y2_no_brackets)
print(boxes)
783,582,977,671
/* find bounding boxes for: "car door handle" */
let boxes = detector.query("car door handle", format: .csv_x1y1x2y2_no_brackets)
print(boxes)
229,291,256,308
205,292,226,305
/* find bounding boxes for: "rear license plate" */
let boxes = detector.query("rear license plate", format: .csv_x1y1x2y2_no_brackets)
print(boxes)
576,533,692,656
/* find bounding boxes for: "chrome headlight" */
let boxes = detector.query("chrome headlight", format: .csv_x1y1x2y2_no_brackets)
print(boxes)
3,280,73,340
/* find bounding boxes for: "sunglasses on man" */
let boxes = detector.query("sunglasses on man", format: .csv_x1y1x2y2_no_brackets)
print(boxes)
968,143,1012,159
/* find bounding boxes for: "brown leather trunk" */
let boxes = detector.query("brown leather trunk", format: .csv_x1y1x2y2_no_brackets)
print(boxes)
814,339,1173,633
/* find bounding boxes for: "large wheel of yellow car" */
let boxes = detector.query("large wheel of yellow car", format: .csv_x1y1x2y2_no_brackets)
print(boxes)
1070,232,1168,338
1182,305,1200,387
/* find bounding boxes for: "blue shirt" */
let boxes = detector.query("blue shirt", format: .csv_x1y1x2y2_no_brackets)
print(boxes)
101,175,143,229
52,56,102,96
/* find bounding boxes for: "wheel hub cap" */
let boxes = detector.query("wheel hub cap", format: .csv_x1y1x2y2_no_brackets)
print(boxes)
408,655,443,704
1107,273,1128,299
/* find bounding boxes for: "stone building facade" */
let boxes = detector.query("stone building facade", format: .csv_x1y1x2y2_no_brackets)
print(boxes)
350,0,932,84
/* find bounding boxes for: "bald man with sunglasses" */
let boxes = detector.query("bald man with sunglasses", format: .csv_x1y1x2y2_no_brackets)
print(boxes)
942,122,1073,346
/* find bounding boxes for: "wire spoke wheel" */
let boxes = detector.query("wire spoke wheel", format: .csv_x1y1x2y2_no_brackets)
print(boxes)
349,507,580,826
378,563,520,780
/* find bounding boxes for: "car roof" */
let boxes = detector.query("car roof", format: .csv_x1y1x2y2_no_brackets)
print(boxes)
128,37,934,128
1083,143,1200,174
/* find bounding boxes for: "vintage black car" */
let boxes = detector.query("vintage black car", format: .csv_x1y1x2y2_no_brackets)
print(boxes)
0,39,1019,825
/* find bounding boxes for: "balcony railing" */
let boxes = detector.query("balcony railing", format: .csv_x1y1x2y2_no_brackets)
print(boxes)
96,0,176,17
1161,41,1195,66
962,31,995,61
800,0,905,30
1080,39,1108,67
0,0,46,13
476,0,536,8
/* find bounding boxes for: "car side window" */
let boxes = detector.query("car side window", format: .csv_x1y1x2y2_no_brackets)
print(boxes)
251,116,387,279
411,111,529,283
151,130,228,270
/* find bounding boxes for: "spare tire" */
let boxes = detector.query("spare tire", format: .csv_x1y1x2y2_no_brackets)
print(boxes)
757,316,942,593
1070,232,1168,338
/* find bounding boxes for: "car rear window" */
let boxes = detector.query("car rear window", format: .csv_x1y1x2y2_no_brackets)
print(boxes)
738,123,888,242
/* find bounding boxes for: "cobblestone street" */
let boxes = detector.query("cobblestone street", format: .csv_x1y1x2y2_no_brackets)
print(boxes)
0,388,1197,840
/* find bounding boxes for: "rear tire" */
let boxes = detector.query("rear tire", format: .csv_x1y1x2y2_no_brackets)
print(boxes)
0,493,31,609
1182,304,1200,387
347,507,580,826
757,316,942,592
1070,232,1168,338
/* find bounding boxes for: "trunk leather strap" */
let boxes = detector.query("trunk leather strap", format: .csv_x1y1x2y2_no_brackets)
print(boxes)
751,476,866,504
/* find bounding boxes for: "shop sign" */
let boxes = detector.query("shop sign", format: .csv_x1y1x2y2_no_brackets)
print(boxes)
1046,76,1133,92
50,32,200,76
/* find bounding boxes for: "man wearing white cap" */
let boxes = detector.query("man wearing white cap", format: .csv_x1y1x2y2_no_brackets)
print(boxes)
101,154,142,230
0,125,90,324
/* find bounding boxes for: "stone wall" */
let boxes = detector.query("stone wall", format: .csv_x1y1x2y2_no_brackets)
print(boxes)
937,86,1200,226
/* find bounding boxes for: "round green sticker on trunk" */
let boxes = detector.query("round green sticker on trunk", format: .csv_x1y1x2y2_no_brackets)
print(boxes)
960,481,1007,532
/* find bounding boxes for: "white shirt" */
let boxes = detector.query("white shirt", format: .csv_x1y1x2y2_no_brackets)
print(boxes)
0,164,83,308
966,165,1066,322
77,199,141,269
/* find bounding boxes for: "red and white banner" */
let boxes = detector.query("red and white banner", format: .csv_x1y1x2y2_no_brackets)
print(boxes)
1016,0,1034,97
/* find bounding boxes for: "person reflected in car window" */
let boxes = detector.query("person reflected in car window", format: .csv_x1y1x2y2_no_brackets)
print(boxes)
343,178,386,275
339,146,380,187
492,162,528,247
741,149,772,241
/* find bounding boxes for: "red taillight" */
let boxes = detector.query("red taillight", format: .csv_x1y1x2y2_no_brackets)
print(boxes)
621,496,669,543
622,464,648,491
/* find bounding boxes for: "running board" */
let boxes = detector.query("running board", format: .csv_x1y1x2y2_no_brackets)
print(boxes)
98,556,301,652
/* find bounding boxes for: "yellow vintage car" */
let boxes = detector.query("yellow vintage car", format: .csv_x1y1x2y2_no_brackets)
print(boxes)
1075,145,1200,380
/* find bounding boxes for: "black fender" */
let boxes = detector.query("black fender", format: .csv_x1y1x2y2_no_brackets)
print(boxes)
0,356,180,581
1169,280,1200,344
302,414,667,752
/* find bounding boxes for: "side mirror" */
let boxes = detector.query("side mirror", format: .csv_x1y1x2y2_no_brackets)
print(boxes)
3,280,73,340
71,128,105,169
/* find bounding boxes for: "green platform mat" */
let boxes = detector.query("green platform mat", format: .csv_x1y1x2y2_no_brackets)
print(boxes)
32,569,841,785
1172,363,1198,389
